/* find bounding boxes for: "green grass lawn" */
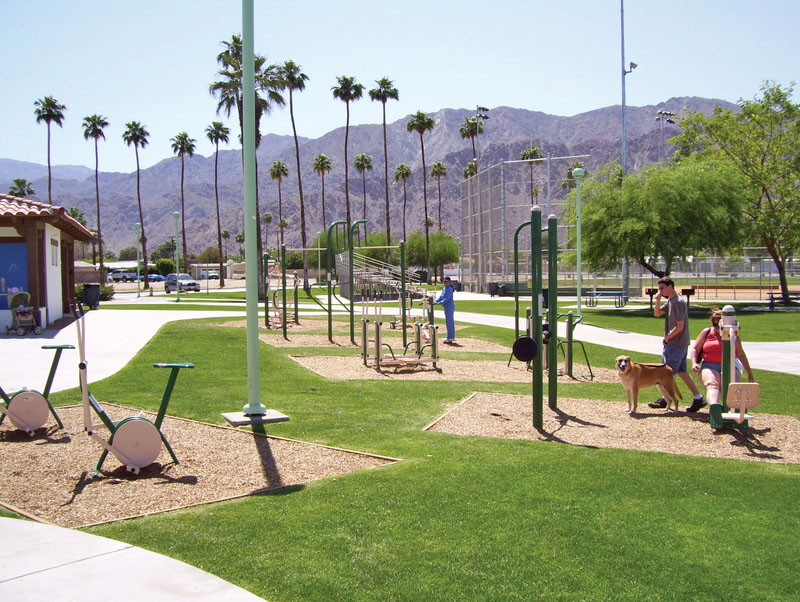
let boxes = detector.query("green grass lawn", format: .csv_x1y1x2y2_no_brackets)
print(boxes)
24,314,798,601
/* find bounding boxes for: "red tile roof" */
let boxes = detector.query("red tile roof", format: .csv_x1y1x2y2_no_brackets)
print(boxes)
0,193,93,242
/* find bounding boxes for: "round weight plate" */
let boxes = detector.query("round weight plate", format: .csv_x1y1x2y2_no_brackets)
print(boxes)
111,418,162,470
8,391,50,433
512,336,538,362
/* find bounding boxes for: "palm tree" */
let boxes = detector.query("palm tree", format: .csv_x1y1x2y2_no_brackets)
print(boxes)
353,153,373,222
122,121,151,288
235,231,245,259
279,218,288,246
332,75,364,230
394,163,412,241
206,121,230,288
459,116,483,162
222,228,231,262
430,161,448,230
562,160,586,191
313,153,332,231
520,144,543,204
406,111,436,277
170,131,196,273
269,160,289,247
82,114,109,275
463,161,477,179
277,60,311,290
369,77,399,260
262,213,272,252
8,178,34,197
33,96,66,202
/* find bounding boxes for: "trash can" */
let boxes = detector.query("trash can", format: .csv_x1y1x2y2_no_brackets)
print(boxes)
83,283,101,309
451,279,462,292
488,282,499,297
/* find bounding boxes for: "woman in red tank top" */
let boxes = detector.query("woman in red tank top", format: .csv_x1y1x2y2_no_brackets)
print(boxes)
691,308,754,406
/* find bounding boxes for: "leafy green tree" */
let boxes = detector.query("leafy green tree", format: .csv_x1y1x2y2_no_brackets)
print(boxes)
82,114,109,274
394,163,412,241
33,95,66,202
673,82,800,300
463,161,477,179
277,60,311,289
569,159,746,277
430,161,448,230
8,178,34,197
206,121,230,288
170,131,196,272
155,258,175,276
118,246,138,261
430,229,460,281
407,111,436,276
122,121,151,288
369,77,399,259
520,144,543,204
332,75,364,229
269,160,289,246
459,116,483,161
198,246,221,263
313,153,332,230
354,153,373,222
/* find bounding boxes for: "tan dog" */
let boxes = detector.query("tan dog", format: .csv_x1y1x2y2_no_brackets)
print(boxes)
615,355,683,413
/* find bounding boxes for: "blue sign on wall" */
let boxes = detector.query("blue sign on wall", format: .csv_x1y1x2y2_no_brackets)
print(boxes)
0,242,28,310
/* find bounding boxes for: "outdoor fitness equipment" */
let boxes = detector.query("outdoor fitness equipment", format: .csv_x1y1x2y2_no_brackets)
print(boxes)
72,304,193,474
360,291,440,373
264,248,300,339
0,344,72,435
709,305,761,430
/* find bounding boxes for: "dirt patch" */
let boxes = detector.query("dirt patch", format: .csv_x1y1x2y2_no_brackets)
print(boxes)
0,404,395,528
426,393,800,464
290,354,618,382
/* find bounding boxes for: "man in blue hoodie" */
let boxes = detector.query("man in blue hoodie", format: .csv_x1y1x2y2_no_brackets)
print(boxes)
433,276,456,343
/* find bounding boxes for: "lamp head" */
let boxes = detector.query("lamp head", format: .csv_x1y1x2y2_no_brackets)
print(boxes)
572,167,585,180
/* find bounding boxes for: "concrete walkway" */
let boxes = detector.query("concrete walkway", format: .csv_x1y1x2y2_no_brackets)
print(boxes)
0,518,263,602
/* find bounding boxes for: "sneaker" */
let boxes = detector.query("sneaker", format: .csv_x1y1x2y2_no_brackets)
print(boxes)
686,397,708,413
648,398,667,409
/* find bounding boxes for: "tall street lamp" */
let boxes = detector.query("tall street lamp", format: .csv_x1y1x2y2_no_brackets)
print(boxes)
475,105,489,170
620,0,636,297
173,211,181,303
572,167,585,318
656,110,677,160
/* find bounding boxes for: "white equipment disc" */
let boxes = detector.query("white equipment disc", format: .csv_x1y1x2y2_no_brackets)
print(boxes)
110,419,162,470
7,391,50,434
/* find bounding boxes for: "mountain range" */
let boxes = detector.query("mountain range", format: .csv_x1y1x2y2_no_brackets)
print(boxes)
0,96,736,256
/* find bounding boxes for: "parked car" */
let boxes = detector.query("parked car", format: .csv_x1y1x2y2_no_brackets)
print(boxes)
146,273,165,282
207,270,220,280
108,269,136,283
165,273,200,293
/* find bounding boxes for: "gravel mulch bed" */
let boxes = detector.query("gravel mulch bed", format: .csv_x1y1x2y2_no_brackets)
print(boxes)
290,354,618,382
426,393,800,464
0,404,395,528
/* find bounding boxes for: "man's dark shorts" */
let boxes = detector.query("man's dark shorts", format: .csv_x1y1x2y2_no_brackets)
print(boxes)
662,345,688,374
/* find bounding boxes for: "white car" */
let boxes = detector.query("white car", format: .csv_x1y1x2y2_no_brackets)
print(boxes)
165,273,200,293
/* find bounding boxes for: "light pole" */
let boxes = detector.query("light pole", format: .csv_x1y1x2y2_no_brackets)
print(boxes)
135,222,141,298
655,110,677,160
173,211,181,303
620,0,636,297
572,167,585,318
474,105,489,170
316,231,321,279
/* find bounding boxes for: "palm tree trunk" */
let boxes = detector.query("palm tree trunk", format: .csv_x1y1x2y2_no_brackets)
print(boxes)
214,143,225,288
180,158,188,273
344,103,351,230
321,175,327,232
421,135,431,279
278,182,283,248
382,102,391,263
362,172,367,222
135,147,149,289
437,176,443,231
47,124,52,202
289,90,310,291
402,182,407,241
94,138,104,275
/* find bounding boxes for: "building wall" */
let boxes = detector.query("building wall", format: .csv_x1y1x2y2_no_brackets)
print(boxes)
45,223,63,323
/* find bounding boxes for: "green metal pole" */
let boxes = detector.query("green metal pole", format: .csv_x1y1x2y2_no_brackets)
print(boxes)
326,220,345,343
241,0,265,415
566,311,574,378
349,219,367,345
400,241,407,349
281,244,288,340
531,206,543,429
173,212,181,304
548,213,558,410
513,220,532,340
263,253,270,327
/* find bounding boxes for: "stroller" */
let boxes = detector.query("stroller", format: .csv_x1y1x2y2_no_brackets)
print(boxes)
5,291,43,336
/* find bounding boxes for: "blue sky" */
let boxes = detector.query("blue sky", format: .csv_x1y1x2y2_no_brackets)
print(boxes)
1,0,797,173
